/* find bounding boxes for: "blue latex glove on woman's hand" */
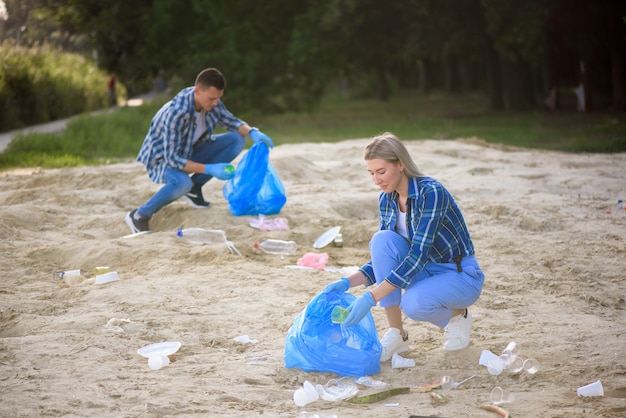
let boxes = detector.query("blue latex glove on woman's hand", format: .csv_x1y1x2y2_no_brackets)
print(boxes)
322,277,350,294
204,163,235,180
343,292,376,326
249,128,274,148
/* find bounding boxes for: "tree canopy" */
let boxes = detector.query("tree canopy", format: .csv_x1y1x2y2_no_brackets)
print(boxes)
1,0,624,112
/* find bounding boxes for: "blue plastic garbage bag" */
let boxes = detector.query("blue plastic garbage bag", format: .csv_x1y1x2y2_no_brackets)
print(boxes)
284,291,382,377
223,143,286,216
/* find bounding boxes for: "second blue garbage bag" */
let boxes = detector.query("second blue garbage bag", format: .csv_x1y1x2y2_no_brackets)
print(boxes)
223,142,286,216
284,291,382,377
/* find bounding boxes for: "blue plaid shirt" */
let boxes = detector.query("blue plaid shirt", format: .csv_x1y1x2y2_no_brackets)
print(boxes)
136,87,244,183
360,176,475,288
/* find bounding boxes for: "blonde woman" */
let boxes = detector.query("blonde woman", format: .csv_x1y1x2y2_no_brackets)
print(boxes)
323,132,484,361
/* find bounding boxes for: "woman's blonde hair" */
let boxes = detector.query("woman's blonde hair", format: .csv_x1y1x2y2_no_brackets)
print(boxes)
364,132,424,178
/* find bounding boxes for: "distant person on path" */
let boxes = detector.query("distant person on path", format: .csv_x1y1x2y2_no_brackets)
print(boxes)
321,132,484,361
125,67,274,234
108,74,117,107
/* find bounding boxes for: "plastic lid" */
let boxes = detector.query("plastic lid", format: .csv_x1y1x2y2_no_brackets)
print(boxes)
313,226,341,249
253,242,259,248
176,227,183,237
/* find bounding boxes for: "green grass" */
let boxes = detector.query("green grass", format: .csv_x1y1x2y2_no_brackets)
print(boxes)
1,91,624,170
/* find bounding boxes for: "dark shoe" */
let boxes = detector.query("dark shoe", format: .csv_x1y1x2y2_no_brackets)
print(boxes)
181,186,211,208
125,209,150,233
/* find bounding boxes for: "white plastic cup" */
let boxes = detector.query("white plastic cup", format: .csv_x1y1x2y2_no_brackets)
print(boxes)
391,353,415,369
505,355,524,373
441,375,453,392
148,355,170,370
577,380,604,397
95,271,120,284
293,381,319,407
522,357,540,374
490,386,515,405
479,350,506,375
502,341,520,357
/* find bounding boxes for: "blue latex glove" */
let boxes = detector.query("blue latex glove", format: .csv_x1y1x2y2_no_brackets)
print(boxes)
204,163,235,180
343,292,376,327
249,128,274,148
322,277,350,294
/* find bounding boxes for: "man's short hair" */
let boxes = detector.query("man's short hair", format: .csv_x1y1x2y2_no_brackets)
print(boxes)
195,68,226,90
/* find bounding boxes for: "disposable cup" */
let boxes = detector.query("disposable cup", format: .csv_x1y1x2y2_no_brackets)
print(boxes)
502,341,520,357
505,355,524,373
293,381,319,406
522,358,540,374
95,271,120,284
148,355,170,370
480,350,505,375
577,380,604,397
391,353,415,369
490,386,515,405
441,375,453,392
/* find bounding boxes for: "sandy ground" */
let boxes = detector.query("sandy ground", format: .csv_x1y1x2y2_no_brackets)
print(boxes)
0,137,625,418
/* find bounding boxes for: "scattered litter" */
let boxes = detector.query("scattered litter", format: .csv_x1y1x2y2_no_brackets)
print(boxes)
391,353,415,368
95,271,120,284
384,402,400,407
490,386,515,404
233,335,258,344
577,380,604,397
316,377,359,401
105,317,130,333
429,391,449,403
284,265,360,275
247,215,289,231
480,404,511,417
297,252,329,270
355,376,388,389
297,412,337,418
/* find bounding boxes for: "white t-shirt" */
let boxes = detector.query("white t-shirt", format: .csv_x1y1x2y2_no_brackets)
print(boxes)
193,110,207,144
396,209,409,239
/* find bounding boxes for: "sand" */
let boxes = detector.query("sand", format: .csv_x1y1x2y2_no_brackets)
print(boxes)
0,138,625,417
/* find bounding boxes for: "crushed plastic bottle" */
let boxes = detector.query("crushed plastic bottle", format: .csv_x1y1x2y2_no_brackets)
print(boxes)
176,227,227,244
254,239,297,255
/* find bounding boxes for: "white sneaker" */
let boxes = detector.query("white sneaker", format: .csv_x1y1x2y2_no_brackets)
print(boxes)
380,327,410,361
443,310,472,351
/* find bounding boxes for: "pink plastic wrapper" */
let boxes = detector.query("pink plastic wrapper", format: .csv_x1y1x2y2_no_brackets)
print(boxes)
297,252,329,270
247,215,289,231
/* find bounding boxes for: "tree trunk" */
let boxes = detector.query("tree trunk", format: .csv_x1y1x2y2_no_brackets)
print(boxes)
484,38,504,110
500,54,535,111
375,67,389,102
606,0,625,111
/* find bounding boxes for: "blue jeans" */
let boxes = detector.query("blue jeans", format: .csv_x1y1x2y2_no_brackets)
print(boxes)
369,230,484,328
137,132,245,218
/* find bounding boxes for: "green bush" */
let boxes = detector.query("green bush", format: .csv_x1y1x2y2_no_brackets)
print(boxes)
0,44,127,132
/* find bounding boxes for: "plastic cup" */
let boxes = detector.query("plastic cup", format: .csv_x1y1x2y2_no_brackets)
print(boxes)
293,381,319,406
522,358,540,374
331,306,350,324
479,350,505,375
490,386,515,405
577,380,604,397
391,353,415,369
441,375,453,392
95,271,120,284
502,341,520,357
148,355,170,370
505,355,524,373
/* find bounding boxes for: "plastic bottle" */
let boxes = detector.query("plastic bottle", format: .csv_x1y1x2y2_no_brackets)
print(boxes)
176,227,226,244
254,239,297,255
